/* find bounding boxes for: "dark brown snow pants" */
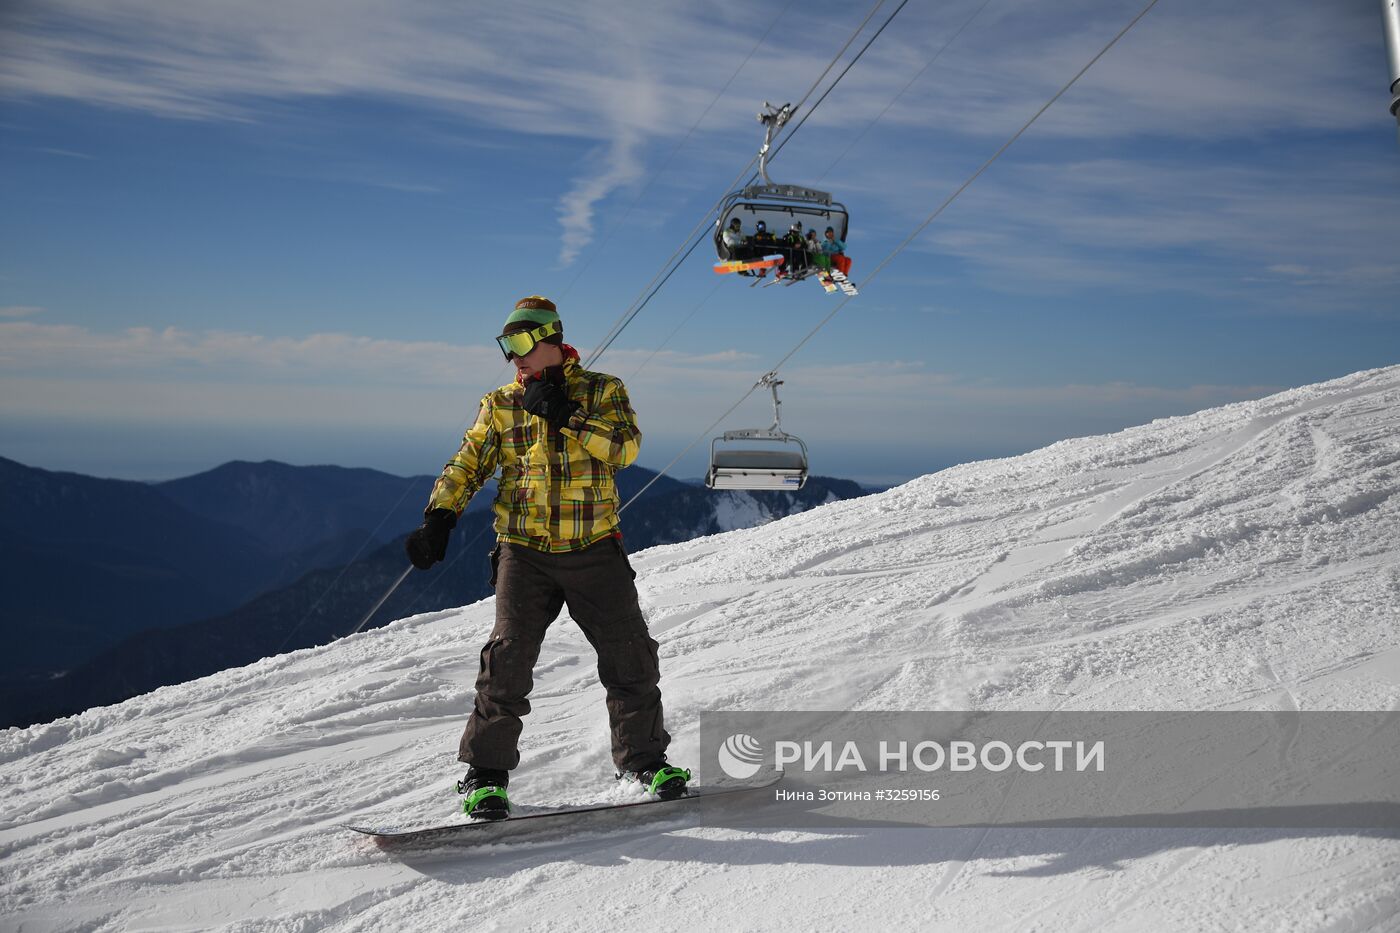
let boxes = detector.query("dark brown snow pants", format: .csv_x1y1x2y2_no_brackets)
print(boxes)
458,536,670,773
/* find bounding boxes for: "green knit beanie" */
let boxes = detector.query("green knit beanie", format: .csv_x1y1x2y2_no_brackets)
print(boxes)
502,295,561,335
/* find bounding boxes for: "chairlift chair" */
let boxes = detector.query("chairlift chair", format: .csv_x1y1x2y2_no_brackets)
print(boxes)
706,373,810,491
713,103,850,281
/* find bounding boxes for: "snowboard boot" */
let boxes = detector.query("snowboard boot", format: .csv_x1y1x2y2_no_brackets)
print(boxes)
456,766,510,821
618,763,691,800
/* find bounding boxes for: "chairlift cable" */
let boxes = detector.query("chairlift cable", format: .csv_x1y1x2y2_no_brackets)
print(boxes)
276,478,422,652
614,0,923,382
811,0,996,187
618,379,768,515
346,564,415,637
333,0,1157,636
764,0,912,170
777,0,1166,371
399,521,495,621
558,0,803,301
788,0,889,115
321,2,897,641
583,163,750,368
627,279,725,380
590,0,909,368
620,0,1164,512
584,0,893,369
310,379,514,642
714,0,910,227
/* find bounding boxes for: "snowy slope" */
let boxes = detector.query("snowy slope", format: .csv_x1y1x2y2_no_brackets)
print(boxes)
2,365,1398,932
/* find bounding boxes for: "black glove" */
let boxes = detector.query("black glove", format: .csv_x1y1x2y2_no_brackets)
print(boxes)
405,508,456,570
522,372,581,430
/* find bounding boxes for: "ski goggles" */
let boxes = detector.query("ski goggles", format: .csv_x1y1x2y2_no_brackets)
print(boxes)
496,320,562,360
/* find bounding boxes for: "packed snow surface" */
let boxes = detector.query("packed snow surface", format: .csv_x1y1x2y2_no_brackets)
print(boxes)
3,366,1399,931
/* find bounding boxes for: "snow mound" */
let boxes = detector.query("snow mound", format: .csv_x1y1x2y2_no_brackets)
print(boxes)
3,365,1398,931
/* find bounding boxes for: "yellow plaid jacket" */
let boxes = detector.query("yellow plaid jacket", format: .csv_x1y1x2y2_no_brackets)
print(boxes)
427,357,642,552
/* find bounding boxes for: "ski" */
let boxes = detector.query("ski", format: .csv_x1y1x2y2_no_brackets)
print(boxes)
714,254,785,275
343,775,781,847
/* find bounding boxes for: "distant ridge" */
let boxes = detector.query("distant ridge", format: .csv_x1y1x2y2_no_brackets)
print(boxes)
1,457,867,727
156,459,440,556
0,458,438,708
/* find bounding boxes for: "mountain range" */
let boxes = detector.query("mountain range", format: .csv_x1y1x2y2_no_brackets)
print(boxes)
0,457,865,727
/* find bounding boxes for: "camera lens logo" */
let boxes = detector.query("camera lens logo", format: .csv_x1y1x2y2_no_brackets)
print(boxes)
717,733,764,779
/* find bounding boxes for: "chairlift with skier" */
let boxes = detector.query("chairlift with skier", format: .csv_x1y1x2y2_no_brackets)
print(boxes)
712,103,853,294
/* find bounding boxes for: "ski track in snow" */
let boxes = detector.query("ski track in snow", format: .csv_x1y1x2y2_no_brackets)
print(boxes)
3,366,1400,931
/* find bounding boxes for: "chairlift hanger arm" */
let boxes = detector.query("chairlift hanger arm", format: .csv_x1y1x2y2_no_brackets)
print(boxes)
1386,0,1400,133
756,102,794,186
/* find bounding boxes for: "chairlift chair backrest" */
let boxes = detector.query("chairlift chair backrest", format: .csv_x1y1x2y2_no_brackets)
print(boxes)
706,433,809,490
714,186,849,262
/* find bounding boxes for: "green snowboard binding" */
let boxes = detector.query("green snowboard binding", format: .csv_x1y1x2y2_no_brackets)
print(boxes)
618,763,691,800
456,767,510,821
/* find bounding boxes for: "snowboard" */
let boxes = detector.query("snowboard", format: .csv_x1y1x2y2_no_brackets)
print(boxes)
830,269,858,295
714,254,785,275
344,774,781,847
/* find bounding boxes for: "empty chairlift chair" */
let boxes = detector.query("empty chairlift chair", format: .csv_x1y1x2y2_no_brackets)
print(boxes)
706,373,809,491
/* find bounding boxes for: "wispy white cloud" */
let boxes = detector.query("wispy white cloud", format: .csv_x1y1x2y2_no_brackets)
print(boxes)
34,147,94,159
4,0,1383,266
557,132,646,266
0,320,1273,431
2,0,1392,310
886,154,1400,312
0,321,497,385
793,0,1380,141
0,317,1295,491
0,0,768,264
0,305,44,318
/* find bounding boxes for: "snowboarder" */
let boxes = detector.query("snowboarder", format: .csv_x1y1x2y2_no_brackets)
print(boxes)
405,295,688,820
822,226,852,277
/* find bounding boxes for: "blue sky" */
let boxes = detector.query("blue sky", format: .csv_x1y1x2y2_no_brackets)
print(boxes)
2,0,1398,486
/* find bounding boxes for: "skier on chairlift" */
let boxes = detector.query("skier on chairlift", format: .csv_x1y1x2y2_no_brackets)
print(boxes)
777,221,809,280
807,228,835,286
750,220,777,277
723,217,760,275
723,217,747,258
